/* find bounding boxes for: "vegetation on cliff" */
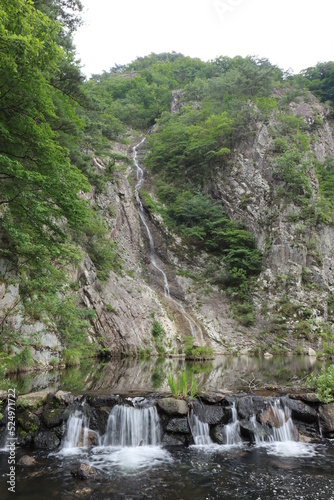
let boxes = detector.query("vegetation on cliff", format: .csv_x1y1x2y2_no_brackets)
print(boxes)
1,0,334,370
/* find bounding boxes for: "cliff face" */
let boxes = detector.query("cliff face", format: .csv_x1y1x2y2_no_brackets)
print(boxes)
1,92,334,367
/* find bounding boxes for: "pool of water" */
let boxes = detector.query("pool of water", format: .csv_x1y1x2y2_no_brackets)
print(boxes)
1,440,334,499
1,355,328,396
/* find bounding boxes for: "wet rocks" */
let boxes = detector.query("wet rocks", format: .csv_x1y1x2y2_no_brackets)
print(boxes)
237,396,272,420
34,430,60,450
318,402,334,436
157,398,188,416
192,402,227,425
70,463,100,481
282,397,318,423
18,455,36,466
165,418,190,434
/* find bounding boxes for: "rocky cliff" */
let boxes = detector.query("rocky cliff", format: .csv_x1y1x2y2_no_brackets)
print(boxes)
1,91,334,368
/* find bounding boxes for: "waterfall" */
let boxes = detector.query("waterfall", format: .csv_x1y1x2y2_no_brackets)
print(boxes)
103,405,161,447
190,410,212,445
132,139,204,345
223,402,242,445
268,401,295,442
133,139,170,298
61,407,99,451
0,406,9,451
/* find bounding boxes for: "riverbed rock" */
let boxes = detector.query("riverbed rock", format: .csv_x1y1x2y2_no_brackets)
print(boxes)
162,433,187,446
260,406,282,428
237,396,272,420
282,397,318,423
55,391,75,405
288,393,321,404
318,403,334,435
86,395,122,409
199,392,227,404
33,430,60,450
17,391,49,408
157,398,188,416
41,407,64,428
211,425,226,444
165,418,190,434
192,401,226,425
239,419,268,441
71,463,100,481
18,455,36,466
17,410,39,433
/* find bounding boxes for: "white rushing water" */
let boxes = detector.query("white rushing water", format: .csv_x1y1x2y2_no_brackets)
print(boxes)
190,410,213,445
223,402,243,446
254,400,318,458
133,139,170,298
103,405,161,447
132,139,204,345
59,402,171,471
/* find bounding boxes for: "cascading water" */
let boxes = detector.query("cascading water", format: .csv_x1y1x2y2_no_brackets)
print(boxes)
132,139,204,344
0,405,9,451
133,139,170,298
190,410,212,445
60,405,99,453
103,405,161,447
223,402,242,445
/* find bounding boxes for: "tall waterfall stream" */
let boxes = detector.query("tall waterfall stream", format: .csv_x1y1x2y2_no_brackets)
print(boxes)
133,139,204,344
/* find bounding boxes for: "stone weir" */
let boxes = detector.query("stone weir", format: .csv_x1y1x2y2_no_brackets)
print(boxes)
0,390,334,452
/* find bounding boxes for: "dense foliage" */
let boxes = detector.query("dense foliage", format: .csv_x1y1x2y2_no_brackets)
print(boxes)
0,0,116,358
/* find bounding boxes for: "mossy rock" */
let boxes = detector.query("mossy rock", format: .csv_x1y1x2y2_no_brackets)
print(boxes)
41,406,64,428
17,410,39,434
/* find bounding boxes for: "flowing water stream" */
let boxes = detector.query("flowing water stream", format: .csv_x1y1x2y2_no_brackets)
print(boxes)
133,139,203,344
1,396,334,499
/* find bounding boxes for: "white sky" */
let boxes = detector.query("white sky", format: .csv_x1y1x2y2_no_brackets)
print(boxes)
74,0,334,78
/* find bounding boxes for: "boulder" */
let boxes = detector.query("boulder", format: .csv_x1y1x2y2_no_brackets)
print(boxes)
17,410,39,433
41,407,64,428
237,396,272,420
319,403,334,435
157,398,188,416
33,431,60,450
17,391,49,409
55,391,75,405
211,425,226,444
165,418,190,434
239,419,268,441
282,397,318,423
162,433,187,446
199,392,227,404
86,395,122,409
70,463,100,481
308,347,317,357
288,393,321,404
260,406,282,428
18,455,36,466
192,402,226,425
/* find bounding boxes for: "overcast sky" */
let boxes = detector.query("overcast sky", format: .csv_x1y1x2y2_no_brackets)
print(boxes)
74,0,334,78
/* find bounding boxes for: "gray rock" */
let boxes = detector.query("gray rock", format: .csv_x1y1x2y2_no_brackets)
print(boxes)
199,392,226,404
239,419,268,441
237,396,272,420
33,431,60,450
41,407,64,428
162,433,187,446
319,403,334,435
157,398,188,416
211,425,226,444
282,397,318,423
70,463,100,481
165,418,190,434
192,402,226,425
18,455,36,466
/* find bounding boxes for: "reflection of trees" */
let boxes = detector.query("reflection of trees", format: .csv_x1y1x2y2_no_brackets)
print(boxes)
9,356,328,395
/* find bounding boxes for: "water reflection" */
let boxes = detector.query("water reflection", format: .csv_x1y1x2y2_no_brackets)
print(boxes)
1,356,328,395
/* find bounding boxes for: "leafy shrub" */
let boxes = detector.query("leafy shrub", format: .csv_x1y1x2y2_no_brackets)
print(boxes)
308,365,334,403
